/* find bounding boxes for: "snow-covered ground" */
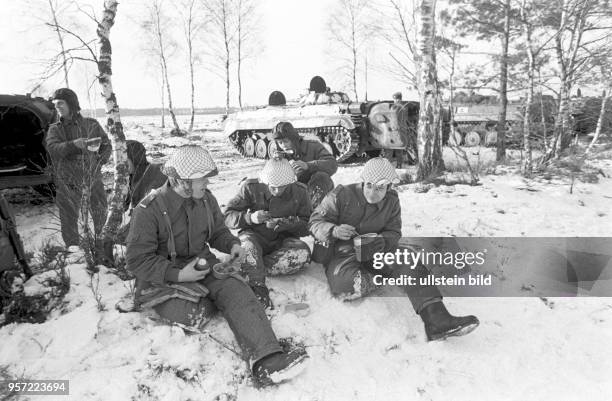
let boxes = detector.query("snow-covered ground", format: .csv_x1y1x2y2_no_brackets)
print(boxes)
2,115,611,400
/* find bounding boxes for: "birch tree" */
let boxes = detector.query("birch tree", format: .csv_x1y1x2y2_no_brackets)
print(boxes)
235,0,261,109
178,0,204,131
416,0,445,180
202,0,234,116
327,0,375,101
97,0,129,264
142,0,180,131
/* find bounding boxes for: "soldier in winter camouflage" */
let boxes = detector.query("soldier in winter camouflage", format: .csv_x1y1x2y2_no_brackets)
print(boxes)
309,158,479,341
224,158,312,308
268,121,338,208
126,145,308,386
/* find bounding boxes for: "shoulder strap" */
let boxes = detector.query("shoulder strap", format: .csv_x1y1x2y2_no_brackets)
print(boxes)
151,189,177,264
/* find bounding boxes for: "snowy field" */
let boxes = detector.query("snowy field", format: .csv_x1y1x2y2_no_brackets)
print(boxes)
2,114,612,400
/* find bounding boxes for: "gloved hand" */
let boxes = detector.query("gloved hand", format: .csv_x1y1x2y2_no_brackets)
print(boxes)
290,160,308,175
250,210,271,224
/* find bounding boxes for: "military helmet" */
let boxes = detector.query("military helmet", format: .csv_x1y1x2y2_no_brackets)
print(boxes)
51,88,81,112
268,121,299,141
162,145,218,179
259,158,296,187
360,157,400,185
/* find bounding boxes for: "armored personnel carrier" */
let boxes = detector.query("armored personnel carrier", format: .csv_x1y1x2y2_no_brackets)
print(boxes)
451,103,523,147
0,94,56,192
224,76,418,162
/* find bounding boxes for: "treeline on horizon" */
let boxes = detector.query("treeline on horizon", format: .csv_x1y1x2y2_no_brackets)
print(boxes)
81,107,238,117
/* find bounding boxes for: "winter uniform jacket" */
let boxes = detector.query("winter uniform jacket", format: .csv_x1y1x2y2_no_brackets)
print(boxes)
45,114,112,183
224,179,312,243
292,138,338,181
126,183,240,305
125,163,167,211
309,183,401,263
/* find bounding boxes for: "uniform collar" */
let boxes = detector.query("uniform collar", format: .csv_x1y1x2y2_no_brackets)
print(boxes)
160,182,204,214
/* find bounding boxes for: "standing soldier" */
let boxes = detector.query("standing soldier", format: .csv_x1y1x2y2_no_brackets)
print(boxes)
224,158,312,308
126,145,308,386
309,158,479,341
46,88,112,255
268,121,337,208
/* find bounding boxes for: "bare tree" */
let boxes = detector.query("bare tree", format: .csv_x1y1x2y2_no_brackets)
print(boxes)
235,0,261,109
97,0,129,263
178,0,205,131
202,0,235,116
416,0,445,180
328,0,375,101
47,0,70,87
543,0,611,158
142,0,180,131
26,0,96,92
381,0,420,90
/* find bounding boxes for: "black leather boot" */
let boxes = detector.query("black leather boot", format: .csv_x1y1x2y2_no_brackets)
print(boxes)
420,301,479,341
251,285,273,310
252,347,309,387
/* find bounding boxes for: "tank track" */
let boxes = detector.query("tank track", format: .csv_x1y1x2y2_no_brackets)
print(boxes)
228,126,358,162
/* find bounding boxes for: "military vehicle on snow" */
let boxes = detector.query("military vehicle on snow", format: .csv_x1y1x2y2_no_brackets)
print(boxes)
224,76,419,162
0,94,56,193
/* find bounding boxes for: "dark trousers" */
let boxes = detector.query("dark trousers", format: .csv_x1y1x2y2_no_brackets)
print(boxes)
154,274,282,362
56,178,107,246
298,171,334,209
325,250,442,313
240,231,311,286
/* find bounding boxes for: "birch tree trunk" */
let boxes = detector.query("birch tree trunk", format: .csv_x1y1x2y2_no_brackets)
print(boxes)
585,88,610,156
184,0,197,131
160,61,165,128
416,0,444,181
97,0,129,263
520,0,533,175
237,0,243,110
222,0,231,116
496,0,511,162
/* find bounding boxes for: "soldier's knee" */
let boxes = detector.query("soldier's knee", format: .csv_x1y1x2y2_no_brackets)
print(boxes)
327,270,373,301
266,247,311,276
153,297,215,329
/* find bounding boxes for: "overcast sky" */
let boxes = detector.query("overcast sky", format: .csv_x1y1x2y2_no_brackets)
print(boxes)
0,0,414,109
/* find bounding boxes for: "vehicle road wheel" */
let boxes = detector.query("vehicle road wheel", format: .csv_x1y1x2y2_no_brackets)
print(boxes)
244,137,256,157
464,131,481,147
255,138,268,159
268,140,279,158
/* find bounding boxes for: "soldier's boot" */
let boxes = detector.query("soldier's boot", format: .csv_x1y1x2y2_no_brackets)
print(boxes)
419,301,479,341
251,284,273,310
252,347,309,387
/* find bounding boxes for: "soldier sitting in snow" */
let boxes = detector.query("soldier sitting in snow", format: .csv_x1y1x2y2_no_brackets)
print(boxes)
268,121,337,208
309,157,480,341
126,145,308,386
224,158,312,309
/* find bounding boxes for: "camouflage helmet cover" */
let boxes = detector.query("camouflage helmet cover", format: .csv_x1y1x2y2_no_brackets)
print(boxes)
259,158,296,187
360,157,400,185
162,145,218,179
